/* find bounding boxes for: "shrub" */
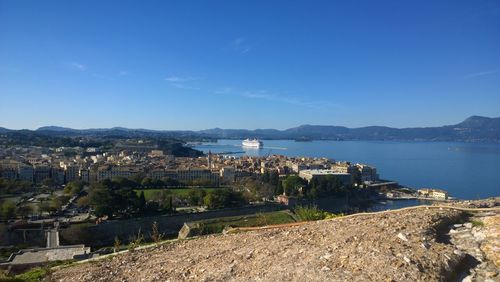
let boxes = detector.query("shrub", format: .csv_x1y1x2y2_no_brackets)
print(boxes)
15,267,49,282
113,236,121,252
471,220,484,227
128,229,144,251
294,205,343,221
150,221,163,243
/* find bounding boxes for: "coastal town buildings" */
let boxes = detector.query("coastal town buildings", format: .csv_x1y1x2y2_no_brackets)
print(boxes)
298,169,353,186
0,145,386,191
418,188,449,199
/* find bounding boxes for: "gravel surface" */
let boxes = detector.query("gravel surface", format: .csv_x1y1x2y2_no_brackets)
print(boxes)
49,208,474,281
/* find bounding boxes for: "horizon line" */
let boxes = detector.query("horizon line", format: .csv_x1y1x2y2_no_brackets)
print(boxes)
1,115,497,132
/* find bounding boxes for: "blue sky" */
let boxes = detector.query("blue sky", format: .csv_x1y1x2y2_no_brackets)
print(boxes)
1,0,499,130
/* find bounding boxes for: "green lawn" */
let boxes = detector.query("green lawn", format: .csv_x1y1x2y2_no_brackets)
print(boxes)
135,188,222,200
195,210,297,234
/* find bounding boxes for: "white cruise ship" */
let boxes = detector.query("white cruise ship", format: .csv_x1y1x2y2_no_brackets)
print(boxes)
242,138,263,148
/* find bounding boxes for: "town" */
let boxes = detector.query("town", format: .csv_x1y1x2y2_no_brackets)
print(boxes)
0,136,450,272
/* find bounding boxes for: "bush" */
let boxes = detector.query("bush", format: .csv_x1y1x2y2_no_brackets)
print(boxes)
471,220,484,227
150,221,163,243
128,229,144,251
15,267,49,282
294,205,343,221
114,236,121,252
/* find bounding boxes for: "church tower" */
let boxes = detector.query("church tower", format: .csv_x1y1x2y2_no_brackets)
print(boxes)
207,150,212,169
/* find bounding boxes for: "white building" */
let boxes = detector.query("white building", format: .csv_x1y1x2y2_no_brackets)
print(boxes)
298,169,353,186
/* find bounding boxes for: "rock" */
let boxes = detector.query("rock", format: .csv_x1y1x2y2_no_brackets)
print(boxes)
462,275,472,282
321,266,331,272
485,271,497,278
473,231,486,241
48,207,498,282
320,253,333,260
397,233,408,242
464,223,473,229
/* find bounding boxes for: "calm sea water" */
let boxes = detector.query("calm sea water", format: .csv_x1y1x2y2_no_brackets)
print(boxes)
196,139,500,200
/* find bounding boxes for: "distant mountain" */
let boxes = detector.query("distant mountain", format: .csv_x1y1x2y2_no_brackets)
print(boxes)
0,127,12,133
37,126,78,132
199,128,283,139
1,115,498,142
196,116,500,141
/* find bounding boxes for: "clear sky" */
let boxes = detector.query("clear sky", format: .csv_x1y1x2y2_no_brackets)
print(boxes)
0,0,499,130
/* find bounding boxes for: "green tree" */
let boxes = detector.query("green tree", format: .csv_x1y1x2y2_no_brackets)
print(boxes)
269,171,280,186
50,195,70,211
41,178,55,187
87,184,114,217
203,189,246,209
275,180,284,195
137,191,146,210
1,201,16,219
39,200,51,215
282,175,306,196
261,171,270,183
76,195,89,208
307,175,346,198
64,180,85,196
187,189,206,206
17,205,33,218
141,177,153,188
161,177,179,187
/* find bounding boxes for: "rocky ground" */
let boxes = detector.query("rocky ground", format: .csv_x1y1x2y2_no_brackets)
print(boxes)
440,197,500,209
47,206,500,282
450,211,499,281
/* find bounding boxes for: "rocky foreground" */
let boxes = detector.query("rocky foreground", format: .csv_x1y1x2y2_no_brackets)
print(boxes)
49,203,499,282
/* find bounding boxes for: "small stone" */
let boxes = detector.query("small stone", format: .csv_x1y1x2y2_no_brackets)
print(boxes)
245,251,253,259
320,253,333,260
321,266,331,272
397,233,408,242
464,222,473,229
462,276,472,282
485,271,497,278
473,231,486,241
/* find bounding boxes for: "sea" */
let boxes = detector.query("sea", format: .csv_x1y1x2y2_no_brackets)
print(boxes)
195,139,500,201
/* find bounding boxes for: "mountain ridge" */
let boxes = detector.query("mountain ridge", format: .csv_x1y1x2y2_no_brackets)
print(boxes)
2,115,500,142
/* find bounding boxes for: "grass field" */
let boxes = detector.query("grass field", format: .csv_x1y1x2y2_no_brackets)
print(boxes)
135,188,222,200
195,210,297,234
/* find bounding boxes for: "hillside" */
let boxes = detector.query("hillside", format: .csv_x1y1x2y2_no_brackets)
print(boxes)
49,204,499,281
2,116,500,142
3,115,499,142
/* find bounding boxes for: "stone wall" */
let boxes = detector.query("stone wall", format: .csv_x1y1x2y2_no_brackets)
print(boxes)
60,203,285,248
